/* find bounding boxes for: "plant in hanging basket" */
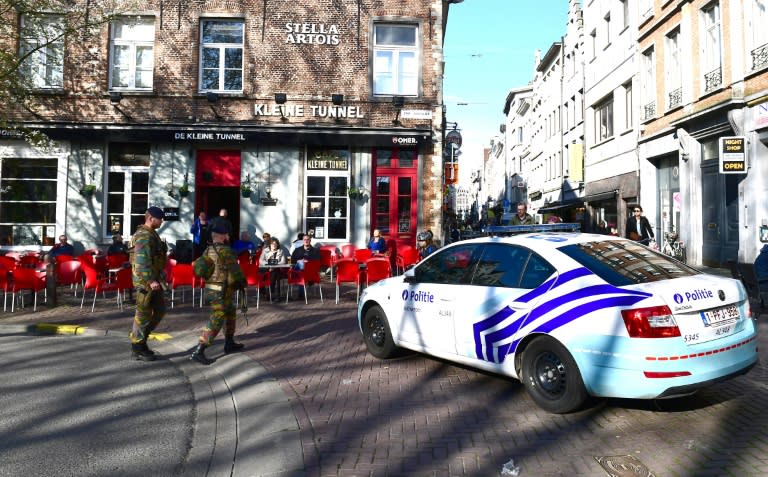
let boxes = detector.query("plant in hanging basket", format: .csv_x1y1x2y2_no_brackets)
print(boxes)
178,183,190,197
80,184,97,196
347,187,359,199
241,182,253,197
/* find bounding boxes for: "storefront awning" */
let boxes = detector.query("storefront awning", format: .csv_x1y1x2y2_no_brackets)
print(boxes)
537,200,583,213
583,190,617,203
23,122,433,148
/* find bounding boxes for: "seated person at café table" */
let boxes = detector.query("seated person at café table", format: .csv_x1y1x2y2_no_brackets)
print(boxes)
367,229,387,255
45,234,75,262
290,233,320,269
107,233,128,255
259,237,287,300
232,231,256,255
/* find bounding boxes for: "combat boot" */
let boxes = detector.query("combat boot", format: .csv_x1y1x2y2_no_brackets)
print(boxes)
190,344,213,365
224,336,244,354
131,343,156,361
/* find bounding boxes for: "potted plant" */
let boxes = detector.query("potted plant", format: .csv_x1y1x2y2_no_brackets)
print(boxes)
178,183,190,197
241,181,252,198
347,187,359,200
79,184,97,196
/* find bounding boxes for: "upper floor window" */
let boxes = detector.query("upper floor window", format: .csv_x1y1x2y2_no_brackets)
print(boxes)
749,0,768,71
373,23,418,96
665,28,682,109
623,82,633,130
19,14,64,90
109,17,155,90
595,95,614,143
200,20,244,92
620,0,629,30
604,13,611,47
590,29,597,59
641,47,656,120
701,2,722,91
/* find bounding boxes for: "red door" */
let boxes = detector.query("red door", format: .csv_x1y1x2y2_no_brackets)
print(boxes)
195,150,242,236
372,149,418,250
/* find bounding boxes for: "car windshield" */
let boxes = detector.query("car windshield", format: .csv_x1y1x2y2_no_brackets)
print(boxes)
558,240,699,286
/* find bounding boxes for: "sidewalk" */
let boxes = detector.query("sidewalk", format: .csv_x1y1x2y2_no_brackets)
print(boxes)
0,290,317,477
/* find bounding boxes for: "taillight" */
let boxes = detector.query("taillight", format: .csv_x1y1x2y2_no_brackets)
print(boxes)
621,305,680,338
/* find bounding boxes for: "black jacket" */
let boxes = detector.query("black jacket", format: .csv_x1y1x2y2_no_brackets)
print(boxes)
625,216,654,244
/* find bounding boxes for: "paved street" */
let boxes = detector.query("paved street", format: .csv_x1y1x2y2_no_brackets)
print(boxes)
1,277,767,477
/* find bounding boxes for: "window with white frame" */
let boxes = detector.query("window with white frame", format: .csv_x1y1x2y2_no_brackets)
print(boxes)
604,13,611,47
701,2,722,92
373,23,419,96
106,143,150,239
305,148,350,241
665,28,682,109
200,20,244,92
19,14,64,90
0,158,58,246
595,95,614,143
749,0,768,71
109,17,155,90
641,47,656,120
620,0,629,30
624,82,633,130
639,0,653,19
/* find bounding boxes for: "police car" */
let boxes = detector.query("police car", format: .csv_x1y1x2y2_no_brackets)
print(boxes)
357,230,758,413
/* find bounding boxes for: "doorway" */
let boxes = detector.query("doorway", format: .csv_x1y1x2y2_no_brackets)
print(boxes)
372,148,418,250
194,150,242,241
196,186,240,240
701,161,743,266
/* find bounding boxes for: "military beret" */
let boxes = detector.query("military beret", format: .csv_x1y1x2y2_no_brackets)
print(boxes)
210,223,229,234
147,206,164,219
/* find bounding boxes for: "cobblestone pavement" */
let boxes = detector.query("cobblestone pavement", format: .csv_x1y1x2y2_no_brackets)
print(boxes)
4,279,768,477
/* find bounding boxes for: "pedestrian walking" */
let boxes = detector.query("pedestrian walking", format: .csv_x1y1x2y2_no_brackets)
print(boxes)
129,206,168,361
190,222,247,365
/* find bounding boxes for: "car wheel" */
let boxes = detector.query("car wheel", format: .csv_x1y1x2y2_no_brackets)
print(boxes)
362,305,398,359
521,336,587,413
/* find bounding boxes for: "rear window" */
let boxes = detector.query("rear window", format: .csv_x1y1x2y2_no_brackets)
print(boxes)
558,240,699,286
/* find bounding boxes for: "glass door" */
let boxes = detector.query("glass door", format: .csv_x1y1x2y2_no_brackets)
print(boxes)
373,148,417,249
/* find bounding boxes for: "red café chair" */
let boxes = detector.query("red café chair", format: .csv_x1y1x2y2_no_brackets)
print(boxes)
335,258,362,304
18,254,41,269
354,248,372,263
80,261,118,312
286,260,323,304
0,256,18,270
0,265,11,312
396,246,420,275
340,244,357,259
11,267,47,312
106,253,129,269
55,259,83,297
114,267,134,311
240,262,271,309
170,263,195,308
364,257,392,287
237,251,252,266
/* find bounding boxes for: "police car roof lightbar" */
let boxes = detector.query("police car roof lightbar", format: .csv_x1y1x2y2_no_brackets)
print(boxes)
485,223,581,237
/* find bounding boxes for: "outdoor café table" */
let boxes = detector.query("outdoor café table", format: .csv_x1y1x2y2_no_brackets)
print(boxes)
260,263,291,300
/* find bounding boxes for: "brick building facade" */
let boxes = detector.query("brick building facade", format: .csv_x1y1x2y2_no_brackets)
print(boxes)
0,0,457,254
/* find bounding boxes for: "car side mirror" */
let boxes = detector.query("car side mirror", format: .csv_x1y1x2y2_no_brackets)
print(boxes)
403,268,417,283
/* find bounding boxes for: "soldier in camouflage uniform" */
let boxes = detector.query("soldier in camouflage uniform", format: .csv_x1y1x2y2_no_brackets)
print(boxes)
190,222,246,365
129,206,168,361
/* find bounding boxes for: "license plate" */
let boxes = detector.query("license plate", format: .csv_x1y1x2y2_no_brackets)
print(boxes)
700,304,739,327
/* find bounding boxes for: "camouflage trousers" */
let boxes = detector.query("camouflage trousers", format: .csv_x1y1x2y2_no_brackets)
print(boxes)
130,289,167,344
199,287,237,346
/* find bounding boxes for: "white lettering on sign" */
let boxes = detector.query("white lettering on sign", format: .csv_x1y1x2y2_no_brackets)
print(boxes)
173,132,246,141
285,22,340,45
254,104,365,118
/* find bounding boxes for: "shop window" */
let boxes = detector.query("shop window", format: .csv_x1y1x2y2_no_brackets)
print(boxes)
109,16,155,90
200,19,244,92
372,23,419,96
0,158,58,246
19,14,64,90
106,143,150,238
305,149,350,241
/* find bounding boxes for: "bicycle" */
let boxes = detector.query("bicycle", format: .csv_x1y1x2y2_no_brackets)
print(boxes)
662,231,687,264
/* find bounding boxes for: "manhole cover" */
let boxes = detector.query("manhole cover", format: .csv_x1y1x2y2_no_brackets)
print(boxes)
594,455,656,477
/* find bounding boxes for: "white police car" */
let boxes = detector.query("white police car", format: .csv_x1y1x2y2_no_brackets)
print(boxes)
358,231,758,413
